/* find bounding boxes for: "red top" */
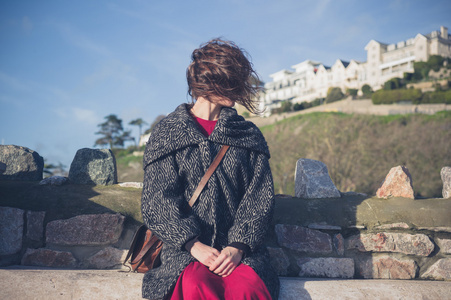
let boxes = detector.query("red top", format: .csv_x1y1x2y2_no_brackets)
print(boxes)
193,116,217,137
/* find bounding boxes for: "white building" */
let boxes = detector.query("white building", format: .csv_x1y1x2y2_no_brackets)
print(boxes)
261,26,451,115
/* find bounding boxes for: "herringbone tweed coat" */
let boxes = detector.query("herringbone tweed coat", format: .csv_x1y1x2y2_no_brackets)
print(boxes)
141,103,279,300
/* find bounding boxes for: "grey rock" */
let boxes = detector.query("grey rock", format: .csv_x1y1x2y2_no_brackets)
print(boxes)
0,145,44,181
441,166,451,198
39,176,69,186
26,211,45,242
346,232,434,256
297,257,354,278
267,247,290,276
275,224,332,254
294,159,340,198
421,258,451,280
21,248,77,268
0,207,24,255
46,214,125,246
68,148,117,185
85,247,127,269
437,238,451,254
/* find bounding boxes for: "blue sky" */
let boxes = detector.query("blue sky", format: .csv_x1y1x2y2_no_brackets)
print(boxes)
1,0,450,171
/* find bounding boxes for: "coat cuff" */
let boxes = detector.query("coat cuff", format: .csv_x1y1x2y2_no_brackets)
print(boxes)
228,242,251,258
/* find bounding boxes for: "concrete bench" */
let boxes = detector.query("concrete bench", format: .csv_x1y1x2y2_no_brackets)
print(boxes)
1,267,450,299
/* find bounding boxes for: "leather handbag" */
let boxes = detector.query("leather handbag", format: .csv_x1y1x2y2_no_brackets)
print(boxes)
124,145,230,273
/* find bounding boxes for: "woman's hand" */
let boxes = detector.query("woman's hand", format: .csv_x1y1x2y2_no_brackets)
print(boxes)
185,238,221,268
209,246,243,277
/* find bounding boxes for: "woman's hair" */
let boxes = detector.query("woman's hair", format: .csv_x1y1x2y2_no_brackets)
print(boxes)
187,38,262,114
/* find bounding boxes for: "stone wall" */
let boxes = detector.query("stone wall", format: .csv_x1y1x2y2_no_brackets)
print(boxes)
268,196,451,281
1,145,450,282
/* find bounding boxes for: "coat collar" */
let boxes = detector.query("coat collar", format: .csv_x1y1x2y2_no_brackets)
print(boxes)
143,103,269,166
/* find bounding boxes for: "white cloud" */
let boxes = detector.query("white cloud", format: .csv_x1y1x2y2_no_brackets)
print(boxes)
72,107,99,125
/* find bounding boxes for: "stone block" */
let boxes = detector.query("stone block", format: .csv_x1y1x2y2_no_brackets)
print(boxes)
346,232,434,256
333,233,345,256
0,207,24,255
294,159,340,198
85,247,127,269
21,248,76,268
441,166,451,198
297,257,354,278
267,247,290,276
371,256,417,279
421,258,451,280
275,224,332,254
26,211,45,242
376,166,414,199
68,148,117,185
0,145,44,181
437,238,451,254
46,214,125,246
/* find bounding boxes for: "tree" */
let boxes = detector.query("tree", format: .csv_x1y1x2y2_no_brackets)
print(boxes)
94,114,134,149
383,77,404,90
129,118,148,145
361,84,373,98
325,87,344,103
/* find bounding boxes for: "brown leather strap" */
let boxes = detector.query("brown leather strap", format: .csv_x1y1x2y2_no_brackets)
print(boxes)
188,145,230,207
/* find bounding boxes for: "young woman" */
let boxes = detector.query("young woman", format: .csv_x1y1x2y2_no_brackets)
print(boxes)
141,38,279,299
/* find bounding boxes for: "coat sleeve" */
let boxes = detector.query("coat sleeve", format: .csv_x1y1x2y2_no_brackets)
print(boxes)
227,151,275,253
141,153,201,250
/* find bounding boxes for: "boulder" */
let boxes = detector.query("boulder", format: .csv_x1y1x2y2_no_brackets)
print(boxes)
297,257,354,278
275,224,332,254
421,258,451,280
294,159,340,198
346,232,434,256
46,214,125,246
0,145,44,181
267,247,290,276
21,248,77,268
0,207,24,255
68,148,117,185
441,166,451,198
376,166,414,199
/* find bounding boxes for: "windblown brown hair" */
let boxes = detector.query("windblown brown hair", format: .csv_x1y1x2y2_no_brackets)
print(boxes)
187,38,262,114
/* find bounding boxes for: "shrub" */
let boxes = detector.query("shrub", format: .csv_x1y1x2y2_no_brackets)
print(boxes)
383,77,404,90
326,87,344,103
421,90,451,104
372,89,422,105
361,84,373,97
346,88,358,96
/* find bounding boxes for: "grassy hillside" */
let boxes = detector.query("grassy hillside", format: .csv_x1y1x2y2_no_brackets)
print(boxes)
261,111,451,198
117,111,451,198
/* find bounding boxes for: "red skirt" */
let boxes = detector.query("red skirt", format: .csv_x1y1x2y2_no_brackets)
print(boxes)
170,262,272,300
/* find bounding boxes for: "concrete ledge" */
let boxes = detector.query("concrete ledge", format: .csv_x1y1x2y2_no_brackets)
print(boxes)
1,267,450,299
